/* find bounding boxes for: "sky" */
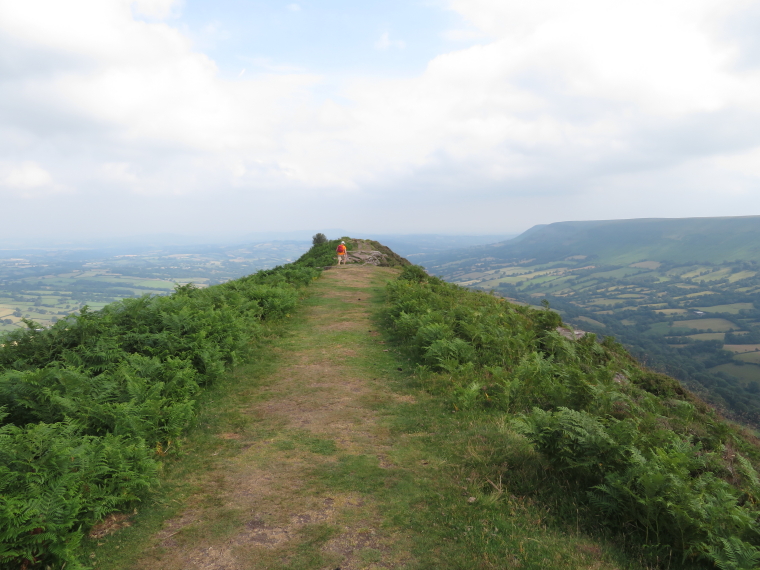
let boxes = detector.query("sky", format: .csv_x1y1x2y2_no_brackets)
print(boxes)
1,0,760,243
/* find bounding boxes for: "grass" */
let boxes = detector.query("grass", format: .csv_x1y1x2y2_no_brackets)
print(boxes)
710,363,760,383
686,333,727,341
77,265,652,570
629,261,661,269
695,303,755,314
725,344,760,353
648,322,694,335
736,352,760,365
672,317,739,331
573,316,606,328
654,309,690,315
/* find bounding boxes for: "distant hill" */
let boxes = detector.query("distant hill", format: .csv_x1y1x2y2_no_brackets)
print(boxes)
428,216,760,266
421,215,760,427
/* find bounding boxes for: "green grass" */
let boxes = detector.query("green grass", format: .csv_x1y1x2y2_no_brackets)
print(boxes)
725,345,760,354
674,318,739,331
574,316,606,328
710,362,760,383
76,266,651,570
77,341,289,569
696,303,755,314
736,352,760,365
648,322,694,335
687,333,728,341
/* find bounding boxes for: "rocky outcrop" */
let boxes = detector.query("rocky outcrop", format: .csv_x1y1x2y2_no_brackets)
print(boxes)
346,250,392,265
556,326,587,340
343,239,411,267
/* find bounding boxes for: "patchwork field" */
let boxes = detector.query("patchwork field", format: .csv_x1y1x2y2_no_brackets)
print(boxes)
696,302,755,313
0,240,310,334
425,253,760,424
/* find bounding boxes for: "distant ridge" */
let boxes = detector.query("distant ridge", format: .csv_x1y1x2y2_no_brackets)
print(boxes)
439,215,760,265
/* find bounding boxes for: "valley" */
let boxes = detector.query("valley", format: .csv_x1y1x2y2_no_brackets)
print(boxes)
0,241,311,332
421,217,760,425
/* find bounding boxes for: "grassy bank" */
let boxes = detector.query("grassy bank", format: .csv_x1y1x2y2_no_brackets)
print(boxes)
0,242,345,569
382,265,760,569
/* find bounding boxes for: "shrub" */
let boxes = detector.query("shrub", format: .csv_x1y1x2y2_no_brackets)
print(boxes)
0,253,323,568
384,271,760,568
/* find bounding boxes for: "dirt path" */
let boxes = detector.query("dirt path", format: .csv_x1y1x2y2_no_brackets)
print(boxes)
133,265,413,570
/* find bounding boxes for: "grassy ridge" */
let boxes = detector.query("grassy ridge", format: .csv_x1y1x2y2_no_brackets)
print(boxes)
384,265,760,569
421,217,760,280
494,216,760,265
0,243,337,569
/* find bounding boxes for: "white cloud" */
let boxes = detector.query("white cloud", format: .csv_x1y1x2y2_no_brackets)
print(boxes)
286,3,300,12
712,147,760,178
448,0,760,115
441,28,487,42
1,0,760,237
2,161,53,189
132,0,181,19
374,32,406,51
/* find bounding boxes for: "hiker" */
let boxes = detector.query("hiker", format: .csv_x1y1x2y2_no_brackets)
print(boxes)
336,241,347,265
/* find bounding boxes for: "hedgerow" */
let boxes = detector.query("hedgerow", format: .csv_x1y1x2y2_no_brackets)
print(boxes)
386,265,760,569
0,251,326,569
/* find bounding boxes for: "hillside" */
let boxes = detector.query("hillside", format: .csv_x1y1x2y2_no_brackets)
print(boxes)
423,216,760,426
3,241,760,569
427,216,760,267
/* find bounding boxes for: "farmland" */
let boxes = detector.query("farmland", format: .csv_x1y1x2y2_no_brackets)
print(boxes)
425,253,760,424
0,240,310,333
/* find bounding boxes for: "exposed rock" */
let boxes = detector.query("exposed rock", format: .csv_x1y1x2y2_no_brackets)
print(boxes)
346,250,390,266
556,326,587,340
341,239,411,267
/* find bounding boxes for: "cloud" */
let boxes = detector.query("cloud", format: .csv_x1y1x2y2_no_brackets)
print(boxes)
441,28,487,42
0,160,64,199
374,32,406,51
1,0,760,238
1,161,53,189
132,0,181,19
286,3,300,12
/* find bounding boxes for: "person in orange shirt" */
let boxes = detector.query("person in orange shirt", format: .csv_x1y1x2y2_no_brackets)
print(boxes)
336,241,347,265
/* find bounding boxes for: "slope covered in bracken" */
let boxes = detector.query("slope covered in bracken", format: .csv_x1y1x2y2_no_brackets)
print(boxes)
385,265,760,569
0,239,346,569
2,239,760,570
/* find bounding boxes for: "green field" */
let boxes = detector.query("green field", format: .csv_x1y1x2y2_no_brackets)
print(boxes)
574,315,606,328
687,332,728,341
674,318,739,331
649,322,694,335
654,308,689,315
696,302,755,313
711,362,760,383
736,352,760,365
0,241,310,334
725,344,760,353
424,248,760,424
0,270,182,332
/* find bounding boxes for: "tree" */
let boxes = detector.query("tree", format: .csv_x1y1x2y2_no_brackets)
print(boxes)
312,233,327,246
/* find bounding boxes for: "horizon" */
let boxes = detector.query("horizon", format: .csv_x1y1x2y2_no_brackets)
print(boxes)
3,212,760,250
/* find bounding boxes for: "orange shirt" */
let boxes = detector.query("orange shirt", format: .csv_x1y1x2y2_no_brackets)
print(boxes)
337,245,346,254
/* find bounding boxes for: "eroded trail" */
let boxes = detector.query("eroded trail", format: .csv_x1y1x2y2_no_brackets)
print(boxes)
134,265,412,570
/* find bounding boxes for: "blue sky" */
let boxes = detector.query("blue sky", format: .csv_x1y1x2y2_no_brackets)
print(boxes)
176,0,471,78
1,0,760,243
